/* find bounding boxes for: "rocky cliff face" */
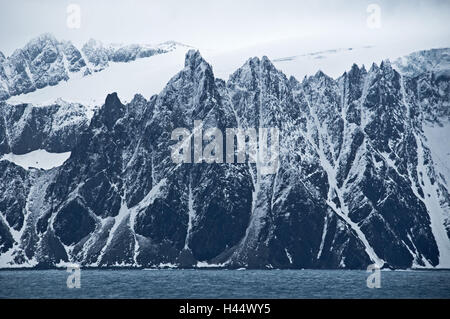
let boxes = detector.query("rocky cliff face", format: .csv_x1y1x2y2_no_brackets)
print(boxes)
0,48,449,269
0,99,90,155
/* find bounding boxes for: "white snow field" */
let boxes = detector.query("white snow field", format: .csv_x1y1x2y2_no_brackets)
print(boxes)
424,124,450,188
1,150,71,170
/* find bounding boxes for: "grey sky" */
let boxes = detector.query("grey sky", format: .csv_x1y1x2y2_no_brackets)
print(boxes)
0,0,449,56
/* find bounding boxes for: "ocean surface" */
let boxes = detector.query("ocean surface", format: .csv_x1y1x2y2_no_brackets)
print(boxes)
0,269,449,298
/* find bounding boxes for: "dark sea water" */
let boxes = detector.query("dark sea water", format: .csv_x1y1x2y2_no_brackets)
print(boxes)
0,269,449,299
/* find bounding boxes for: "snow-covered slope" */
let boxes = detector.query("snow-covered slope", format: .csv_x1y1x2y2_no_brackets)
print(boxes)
423,125,450,187
0,34,191,104
7,47,190,106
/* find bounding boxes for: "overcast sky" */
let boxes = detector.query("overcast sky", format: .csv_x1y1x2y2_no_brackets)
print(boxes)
1,0,449,56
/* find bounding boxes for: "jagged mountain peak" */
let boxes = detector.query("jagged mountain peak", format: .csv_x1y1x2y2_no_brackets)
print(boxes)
339,63,366,86
243,55,278,71
25,33,58,46
100,92,125,130
369,62,379,72
313,69,328,79
302,69,335,87
177,50,215,85
350,63,360,72
380,58,391,66
184,49,207,69
380,59,394,73
288,75,301,87
129,93,148,105
16,33,60,57
228,55,286,88
104,91,121,105
84,38,103,48
360,64,367,74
